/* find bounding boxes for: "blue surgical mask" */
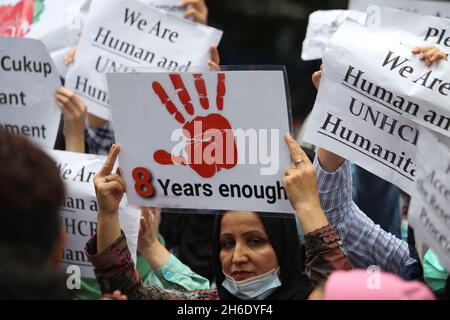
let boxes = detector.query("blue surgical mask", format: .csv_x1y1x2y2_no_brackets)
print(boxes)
222,267,281,300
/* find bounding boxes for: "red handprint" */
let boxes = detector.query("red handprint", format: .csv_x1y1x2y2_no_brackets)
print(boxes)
0,0,34,37
152,73,238,179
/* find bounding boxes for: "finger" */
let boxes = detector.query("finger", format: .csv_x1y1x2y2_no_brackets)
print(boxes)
193,73,209,110
54,93,70,105
99,180,125,198
210,44,220,65
411,47,421,54
179,0,203,9
284,133,310,165
55,100,70,114
98,144,120,177
114,169,127,193
55,86,72,97
152,81,186,124
208,60,221,71
184,8,202,22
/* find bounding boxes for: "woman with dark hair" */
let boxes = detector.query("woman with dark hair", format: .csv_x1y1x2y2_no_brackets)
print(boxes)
211,211,313,300
85,134,351,300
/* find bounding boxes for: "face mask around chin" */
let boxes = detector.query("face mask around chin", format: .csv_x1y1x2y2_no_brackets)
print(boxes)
221,267,281,300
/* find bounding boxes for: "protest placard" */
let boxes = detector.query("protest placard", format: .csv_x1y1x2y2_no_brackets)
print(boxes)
301,10,366,61
0,0,88,77
65,0,222,120
49,150,140,279
147,0,186,18
349,0,450,19
106,69,294,213
0,37,61,149
409,128,450,272
302,0,450,61
303,20,449,194
367,6,450,53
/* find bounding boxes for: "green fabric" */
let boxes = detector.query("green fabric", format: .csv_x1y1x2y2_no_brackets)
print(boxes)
75,233,210,299
143,254,210,290
423,249,449,294
32,0,45,24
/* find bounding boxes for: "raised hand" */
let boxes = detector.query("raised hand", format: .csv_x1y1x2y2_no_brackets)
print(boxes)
178,0,208,25
54,87,87,153
152,73,237,178
137,207,160,255
283,133,328,233
93,145,127,216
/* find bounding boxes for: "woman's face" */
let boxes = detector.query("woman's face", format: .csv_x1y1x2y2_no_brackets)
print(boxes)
220,211,279,281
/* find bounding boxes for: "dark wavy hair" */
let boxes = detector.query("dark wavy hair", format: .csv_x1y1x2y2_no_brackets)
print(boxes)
0,131,65,261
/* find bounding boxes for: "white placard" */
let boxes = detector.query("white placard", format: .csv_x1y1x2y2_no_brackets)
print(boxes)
303,20,445,194
367,6,450,52
409,128,450,272
147,0,185,18
349,0,450,19
65,0,222,120
0,37,61,149
301,10,366,61
49,150,140,279
106,70,294,213
0,0,88,77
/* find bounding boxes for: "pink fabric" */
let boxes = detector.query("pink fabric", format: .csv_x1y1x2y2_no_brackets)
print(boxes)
324,270,435,300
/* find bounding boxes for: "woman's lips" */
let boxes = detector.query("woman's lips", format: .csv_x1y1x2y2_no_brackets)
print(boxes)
232,271,253,281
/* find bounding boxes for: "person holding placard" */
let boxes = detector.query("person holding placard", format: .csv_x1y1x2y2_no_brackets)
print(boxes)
84,140,351,300
308,46,448,279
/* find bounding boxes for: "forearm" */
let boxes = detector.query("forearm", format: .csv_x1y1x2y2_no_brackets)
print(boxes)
295,204,329,235
141,242,171,270
65,135,85,153
97,211,121,253
317,148,345,173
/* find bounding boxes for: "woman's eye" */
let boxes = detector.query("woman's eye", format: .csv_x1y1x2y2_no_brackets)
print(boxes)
221,239,234,249
248,238,263,246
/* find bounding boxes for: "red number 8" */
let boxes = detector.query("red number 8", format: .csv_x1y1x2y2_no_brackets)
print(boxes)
132,167,155,198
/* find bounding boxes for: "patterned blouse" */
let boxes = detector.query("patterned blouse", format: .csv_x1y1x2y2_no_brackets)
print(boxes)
85,223,351,300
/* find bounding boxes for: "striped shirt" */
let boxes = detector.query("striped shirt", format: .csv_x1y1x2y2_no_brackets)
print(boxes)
314,157,417,274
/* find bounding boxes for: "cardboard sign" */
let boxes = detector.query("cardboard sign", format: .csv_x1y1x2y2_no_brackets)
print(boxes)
409,129,450,272
65,0,222,120
49,150,140,279
106,70,295,213
0,37,61,149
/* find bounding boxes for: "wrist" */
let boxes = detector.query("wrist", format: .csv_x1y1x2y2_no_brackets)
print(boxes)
98,208,120,218
142,241,170,270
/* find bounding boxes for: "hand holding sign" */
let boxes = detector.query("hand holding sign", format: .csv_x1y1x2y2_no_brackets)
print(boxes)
152,73,237,179
283,133,329,234
54,87,87,153
412,46,448,67
179,0,208,25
